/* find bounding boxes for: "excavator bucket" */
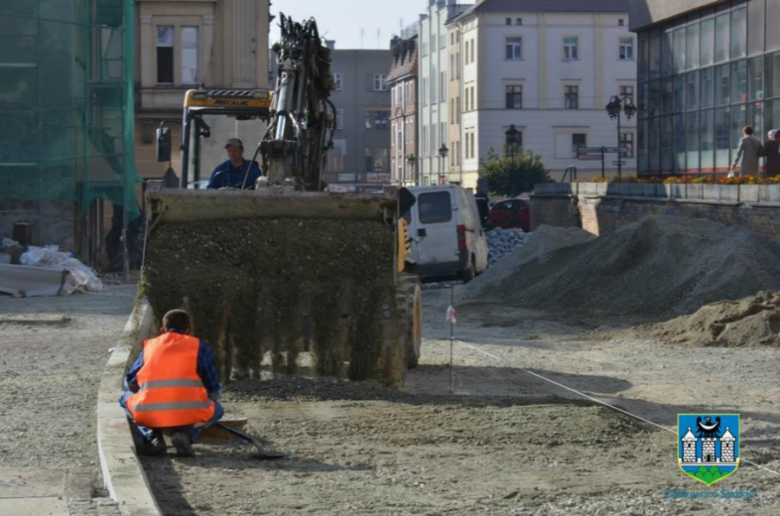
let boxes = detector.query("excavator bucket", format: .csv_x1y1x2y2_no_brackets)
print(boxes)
141,188,421,387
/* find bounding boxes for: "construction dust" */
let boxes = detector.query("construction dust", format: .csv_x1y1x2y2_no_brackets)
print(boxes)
141,218,405,386
627,291,780,347
461,216,780,317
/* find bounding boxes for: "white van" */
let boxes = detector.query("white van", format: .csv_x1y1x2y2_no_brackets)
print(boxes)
404,184,489,281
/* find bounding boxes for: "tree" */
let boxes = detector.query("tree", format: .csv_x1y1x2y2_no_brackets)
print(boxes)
479,146,551,197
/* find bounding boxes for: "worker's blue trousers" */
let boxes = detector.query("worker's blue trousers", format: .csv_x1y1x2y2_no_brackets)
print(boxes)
119,391,224,442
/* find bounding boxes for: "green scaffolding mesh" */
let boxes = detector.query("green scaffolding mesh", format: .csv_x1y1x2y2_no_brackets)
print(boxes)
0,0,140,221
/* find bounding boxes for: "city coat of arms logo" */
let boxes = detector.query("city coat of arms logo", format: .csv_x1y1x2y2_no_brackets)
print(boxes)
678,414,740,486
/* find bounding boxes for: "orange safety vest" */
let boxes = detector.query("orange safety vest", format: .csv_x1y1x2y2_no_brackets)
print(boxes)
127,332,215,428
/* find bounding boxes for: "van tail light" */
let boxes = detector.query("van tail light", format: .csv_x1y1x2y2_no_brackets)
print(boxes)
457,224,466,249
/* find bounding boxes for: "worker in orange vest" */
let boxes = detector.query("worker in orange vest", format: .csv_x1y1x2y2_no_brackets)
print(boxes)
119,309,223,457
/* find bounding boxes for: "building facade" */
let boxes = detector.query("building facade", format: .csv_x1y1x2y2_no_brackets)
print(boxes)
447,19,465,183
326,47,392,193
134,0,271,184
419,0,473,186
388,33,420,187
630,0,780,176
453,0,636,186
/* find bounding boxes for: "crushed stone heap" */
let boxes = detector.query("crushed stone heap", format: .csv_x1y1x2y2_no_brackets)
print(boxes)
630,291,780,347
461,216,780,317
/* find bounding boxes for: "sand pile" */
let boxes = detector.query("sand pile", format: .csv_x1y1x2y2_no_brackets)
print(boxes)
460,225,596,301
630,291,780,347
462,216,780,317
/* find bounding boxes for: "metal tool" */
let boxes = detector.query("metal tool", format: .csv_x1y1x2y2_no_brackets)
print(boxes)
214,422,292,460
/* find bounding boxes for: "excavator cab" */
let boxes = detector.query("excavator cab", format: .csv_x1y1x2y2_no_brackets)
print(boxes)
156,89,273,189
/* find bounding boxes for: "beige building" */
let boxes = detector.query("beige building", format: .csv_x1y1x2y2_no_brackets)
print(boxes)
134,0,271,185
446,20,463,184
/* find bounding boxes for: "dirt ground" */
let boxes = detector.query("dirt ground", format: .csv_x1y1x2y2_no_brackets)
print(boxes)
141,288,780,515
0,285,136,515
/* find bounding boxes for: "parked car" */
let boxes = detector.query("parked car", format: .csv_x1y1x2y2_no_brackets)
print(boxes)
404,184,489,282
489,198,530,231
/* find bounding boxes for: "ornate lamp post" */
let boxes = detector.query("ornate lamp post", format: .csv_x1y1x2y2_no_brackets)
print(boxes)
605,95,637,178
505,125,520,195
438,144,449,184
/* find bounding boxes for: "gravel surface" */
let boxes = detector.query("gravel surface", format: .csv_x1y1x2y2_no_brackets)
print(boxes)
0,285,136,512
140,287,780,515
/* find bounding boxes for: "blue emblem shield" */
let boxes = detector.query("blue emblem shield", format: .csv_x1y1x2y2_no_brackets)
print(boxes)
678,414,740,486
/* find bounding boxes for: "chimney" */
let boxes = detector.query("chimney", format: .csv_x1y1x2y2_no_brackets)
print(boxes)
325,40,335,50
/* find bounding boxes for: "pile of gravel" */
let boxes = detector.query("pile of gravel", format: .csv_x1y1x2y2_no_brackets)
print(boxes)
461,225,595,301
629,291,780,347
462,215,780,317
487,227,526,265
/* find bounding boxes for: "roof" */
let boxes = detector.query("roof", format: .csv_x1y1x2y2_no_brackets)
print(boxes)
461,0,629,17
387,36,418,83
682,428,697,441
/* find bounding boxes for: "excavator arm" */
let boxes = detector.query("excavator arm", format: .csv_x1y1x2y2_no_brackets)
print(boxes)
259,14,335,191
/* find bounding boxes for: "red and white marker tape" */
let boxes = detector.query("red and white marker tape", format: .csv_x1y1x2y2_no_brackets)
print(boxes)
446,305,458,324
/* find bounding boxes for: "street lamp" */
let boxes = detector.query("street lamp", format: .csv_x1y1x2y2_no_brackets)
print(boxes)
405,154,417,186
505,125,520,195
438,144,449,184
605,95,637,178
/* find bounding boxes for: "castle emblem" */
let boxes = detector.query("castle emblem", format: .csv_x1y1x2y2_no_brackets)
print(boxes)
678,414,740,486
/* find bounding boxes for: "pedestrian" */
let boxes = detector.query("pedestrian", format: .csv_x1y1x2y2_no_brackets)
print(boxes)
475,183,490,229
119,309,223,457
731,125,763,178
762,129,780,178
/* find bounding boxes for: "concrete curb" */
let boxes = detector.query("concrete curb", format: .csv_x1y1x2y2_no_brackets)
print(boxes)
96,298,161,516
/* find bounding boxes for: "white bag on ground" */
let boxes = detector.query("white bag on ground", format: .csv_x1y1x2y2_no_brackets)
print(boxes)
20,245,103,293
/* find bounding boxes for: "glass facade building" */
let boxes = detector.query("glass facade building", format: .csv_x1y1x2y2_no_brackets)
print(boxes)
636,0,780,175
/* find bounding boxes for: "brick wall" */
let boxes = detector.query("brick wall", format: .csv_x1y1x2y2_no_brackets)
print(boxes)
531,183,780,246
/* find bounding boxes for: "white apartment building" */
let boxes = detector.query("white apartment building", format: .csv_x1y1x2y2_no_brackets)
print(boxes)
418,0,472,186
454,0,636,187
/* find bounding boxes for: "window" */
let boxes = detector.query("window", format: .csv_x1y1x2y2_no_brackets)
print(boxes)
181,27,198,85
673,28,686,74
506,18,511,26
506,37,522,60
505,85,522,109
619,37,634,60
730,8,746,60
564,37,578,60
686,23,700,71
470,40,475,63
365,110,389,129
336,109,344,130
374,74,388,91
440,71,446,101
156,26,174,84
620,85,634,101
619,19,624,27
700,18,714,68
715,64,730,106
418,192,452,224
619,132,634,158
572,134,587,158
328,139,346,173
564,85,579,109
731,59,746,105
332,73,342,91
714,13,730,63
516,18,522,26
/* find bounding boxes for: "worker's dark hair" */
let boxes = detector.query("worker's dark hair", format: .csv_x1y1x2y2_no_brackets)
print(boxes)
162,309,191,332
743,125,754,135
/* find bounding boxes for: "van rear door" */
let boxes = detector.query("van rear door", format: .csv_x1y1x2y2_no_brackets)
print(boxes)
414,189,458,272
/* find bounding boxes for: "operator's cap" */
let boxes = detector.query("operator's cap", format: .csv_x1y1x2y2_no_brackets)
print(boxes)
224,138,244,149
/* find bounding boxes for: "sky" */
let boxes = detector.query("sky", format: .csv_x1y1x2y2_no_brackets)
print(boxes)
269,0,442,50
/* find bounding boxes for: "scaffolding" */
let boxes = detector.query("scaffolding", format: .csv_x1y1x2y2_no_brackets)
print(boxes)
0,0,140,266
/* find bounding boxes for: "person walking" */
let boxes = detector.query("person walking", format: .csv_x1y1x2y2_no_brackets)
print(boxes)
762,129,780,178
731,125,763,178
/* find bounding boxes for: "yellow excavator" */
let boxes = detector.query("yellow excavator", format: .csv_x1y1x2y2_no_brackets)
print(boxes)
143,15,421,387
